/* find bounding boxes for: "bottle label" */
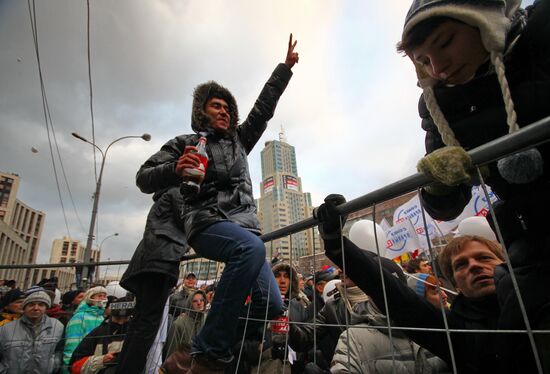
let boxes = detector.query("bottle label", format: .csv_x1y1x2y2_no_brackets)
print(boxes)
185,154,208,176
272,315,289,334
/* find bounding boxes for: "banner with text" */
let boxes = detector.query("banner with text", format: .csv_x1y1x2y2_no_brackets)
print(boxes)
263,176,274,194
282,175,299,191
385,218,422,258
393,194,437,249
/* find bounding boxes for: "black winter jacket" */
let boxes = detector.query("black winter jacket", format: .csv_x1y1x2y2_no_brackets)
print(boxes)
324,236,541,373
121,64,292,293
70,319,130,372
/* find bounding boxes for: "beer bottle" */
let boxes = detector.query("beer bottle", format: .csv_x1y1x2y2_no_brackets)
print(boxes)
180,136,208,196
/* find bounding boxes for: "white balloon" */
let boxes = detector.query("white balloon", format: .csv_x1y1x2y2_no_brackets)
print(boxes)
105,281,128,298
456,216,497,241
322,279,341,303
349,220,387,257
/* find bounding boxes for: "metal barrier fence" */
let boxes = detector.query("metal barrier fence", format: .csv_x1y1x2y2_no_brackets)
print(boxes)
0,115,549,373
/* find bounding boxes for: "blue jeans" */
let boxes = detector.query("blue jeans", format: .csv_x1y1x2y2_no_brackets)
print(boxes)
189,221,282,359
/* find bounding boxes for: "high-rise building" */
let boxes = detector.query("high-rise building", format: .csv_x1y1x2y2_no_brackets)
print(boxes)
49,236,100,264
0,172,46,288
257,129,317,262
40,236,101,290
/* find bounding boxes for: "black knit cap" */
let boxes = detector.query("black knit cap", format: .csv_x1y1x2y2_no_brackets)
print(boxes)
1,289,26,309
61,290,83,306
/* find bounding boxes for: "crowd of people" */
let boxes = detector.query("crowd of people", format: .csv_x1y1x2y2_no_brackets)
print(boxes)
0,234,520,374
2,0,549,372
0,278,137,373
0,256,450,373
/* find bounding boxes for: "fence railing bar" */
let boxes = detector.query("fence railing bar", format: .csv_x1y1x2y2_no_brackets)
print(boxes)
260,115,550,243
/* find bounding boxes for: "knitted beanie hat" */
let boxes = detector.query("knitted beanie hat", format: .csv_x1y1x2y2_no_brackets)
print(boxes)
402,0,542,184
84,286,108,304
407,273,438,297
61,290,83,306
0,289,26,309
22,290,51,309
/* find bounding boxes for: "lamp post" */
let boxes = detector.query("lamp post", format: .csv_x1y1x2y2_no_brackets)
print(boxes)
99,232,119,252
72,132,151,288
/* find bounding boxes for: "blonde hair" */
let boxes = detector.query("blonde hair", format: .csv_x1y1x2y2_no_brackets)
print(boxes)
438,235,504,287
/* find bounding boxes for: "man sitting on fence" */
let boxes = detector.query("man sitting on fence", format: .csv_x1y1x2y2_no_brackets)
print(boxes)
118,34,299,373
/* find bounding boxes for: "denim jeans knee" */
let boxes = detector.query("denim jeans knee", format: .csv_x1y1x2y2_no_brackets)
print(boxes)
189,222,274,358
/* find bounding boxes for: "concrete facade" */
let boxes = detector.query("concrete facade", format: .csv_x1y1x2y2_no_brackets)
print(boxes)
0,172,46,289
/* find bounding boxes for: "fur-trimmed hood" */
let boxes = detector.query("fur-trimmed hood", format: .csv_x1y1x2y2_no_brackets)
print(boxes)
272,262,300,299
191,81,239,134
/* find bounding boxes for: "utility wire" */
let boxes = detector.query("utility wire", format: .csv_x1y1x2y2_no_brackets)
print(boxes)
27,0,72,238
30,0,86,236
41,69,86,235
86,0,101,245
87,0,98,183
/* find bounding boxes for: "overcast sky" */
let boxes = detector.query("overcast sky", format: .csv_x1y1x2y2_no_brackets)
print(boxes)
0,0,534,266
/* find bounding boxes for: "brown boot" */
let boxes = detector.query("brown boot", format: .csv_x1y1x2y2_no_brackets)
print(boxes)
188,354,228,374
161,344,193,374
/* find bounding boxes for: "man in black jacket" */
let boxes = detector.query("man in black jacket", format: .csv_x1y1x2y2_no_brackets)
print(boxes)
70,297,134,373
315,194,548,373
118,34,299,373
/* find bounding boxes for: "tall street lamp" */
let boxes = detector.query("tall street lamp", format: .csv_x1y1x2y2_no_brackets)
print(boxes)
99,232,119,252
97,232,119,284
72,132,151,288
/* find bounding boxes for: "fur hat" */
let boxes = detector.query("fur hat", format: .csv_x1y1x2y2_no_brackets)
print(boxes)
22,290,51,309
272,262,300,299
84,286,108,304
402,0,542,184
191,81,239,135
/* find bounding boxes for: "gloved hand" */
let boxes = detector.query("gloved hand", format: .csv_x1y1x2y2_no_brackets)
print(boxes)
417,146,473,187
271,334,288,361
314,194,347,240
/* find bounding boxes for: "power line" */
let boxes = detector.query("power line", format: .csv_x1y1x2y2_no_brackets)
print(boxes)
87,0,98,184
27,0,87,237
86,0,101,244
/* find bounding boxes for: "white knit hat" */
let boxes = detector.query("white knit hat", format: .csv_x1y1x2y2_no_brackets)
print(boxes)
84,286,108,304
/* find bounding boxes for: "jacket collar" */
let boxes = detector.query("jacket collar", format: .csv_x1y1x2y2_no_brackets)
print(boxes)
451,293,500,322
20,314,49,329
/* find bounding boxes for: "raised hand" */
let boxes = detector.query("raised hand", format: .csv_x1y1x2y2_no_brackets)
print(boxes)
285,33,299,68
315,194,347,239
